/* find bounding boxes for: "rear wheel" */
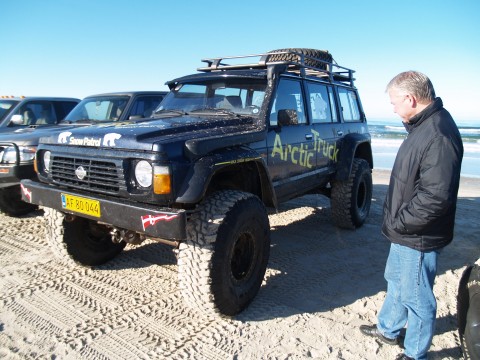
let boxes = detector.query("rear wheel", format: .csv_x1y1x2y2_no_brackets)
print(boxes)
331,158,372,229
178,190,270,316
44,207,126,266
0,185,38,216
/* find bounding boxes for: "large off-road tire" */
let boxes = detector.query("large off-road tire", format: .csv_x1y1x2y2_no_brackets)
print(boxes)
44,207,126,266
267,48,333,70
330,158,372,229
178,190,270,316
0,185,38,216
458,263,480,360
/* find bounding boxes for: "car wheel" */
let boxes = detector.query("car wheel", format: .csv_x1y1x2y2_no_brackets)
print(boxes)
330,158,372,229
178,190,270,316
0,186,38,216
44,207,126,266
266,48,333,69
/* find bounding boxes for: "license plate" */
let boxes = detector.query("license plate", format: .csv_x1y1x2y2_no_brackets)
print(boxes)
61,193,101,217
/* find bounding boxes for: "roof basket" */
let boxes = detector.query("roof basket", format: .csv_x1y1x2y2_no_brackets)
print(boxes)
197,49,355,86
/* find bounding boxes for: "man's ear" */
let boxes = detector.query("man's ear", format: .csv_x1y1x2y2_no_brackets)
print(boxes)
407,94,418,108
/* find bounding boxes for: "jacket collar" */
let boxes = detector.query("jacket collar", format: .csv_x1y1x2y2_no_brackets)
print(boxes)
403,97,443,133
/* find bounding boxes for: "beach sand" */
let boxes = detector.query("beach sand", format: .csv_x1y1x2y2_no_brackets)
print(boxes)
1,169,479,359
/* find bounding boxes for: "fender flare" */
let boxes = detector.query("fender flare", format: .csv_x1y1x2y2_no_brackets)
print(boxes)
175,147,277,207
334,133,373,181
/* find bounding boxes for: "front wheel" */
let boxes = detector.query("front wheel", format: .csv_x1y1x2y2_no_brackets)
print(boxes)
0,186,38,216
44,207,126,266
178,190,270,316
330,158,372,229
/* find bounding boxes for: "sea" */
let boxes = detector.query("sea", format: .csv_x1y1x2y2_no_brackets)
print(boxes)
368,118,480,178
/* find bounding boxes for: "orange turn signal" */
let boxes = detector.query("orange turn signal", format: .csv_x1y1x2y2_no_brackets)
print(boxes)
153,166,171,194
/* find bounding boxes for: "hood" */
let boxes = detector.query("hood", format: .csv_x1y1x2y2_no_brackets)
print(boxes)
0,124,81,146
40,115,258,151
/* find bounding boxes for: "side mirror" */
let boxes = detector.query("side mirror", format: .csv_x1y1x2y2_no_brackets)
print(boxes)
277,109,298,126
10,114,24,125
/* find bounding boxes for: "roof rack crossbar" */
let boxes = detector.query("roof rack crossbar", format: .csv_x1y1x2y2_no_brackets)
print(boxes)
197,50,355,85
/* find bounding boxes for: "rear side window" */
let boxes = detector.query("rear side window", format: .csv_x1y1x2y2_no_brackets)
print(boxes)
306,82,333,123
338,88,361,122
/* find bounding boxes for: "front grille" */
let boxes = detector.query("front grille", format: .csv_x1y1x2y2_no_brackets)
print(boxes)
51,156,124,194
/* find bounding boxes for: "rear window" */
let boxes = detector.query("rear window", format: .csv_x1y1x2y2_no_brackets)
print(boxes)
338,88,361,122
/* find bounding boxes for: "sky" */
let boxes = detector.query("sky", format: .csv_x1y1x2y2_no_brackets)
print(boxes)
1,0,479,122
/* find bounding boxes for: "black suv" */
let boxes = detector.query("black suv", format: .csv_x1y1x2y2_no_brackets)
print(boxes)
0,92,166,216
21,49,373,316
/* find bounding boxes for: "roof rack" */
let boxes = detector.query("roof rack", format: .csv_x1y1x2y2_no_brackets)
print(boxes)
197,50,355,86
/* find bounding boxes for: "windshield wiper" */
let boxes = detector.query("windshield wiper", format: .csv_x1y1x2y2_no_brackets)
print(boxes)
60,118,99,124
153,109,188,117
189,107,240,117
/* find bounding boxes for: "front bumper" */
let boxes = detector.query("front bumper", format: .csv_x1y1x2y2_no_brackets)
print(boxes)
0,164,36,188
20,179,187,241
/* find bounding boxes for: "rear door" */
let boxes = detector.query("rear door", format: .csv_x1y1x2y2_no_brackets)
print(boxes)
306,81,340,170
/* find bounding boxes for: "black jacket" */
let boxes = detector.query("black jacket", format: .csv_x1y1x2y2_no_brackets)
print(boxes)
382,98,464,251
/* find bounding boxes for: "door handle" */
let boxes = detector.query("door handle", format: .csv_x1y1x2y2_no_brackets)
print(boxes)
305,134,313,140
337,130,344,136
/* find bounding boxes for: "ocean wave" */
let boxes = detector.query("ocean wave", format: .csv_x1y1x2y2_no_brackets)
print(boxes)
460,128,480,135
384,125,406,132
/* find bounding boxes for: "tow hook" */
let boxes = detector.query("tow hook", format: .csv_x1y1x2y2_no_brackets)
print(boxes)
110,227,145,245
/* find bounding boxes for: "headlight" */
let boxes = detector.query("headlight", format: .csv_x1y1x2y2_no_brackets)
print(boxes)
43,151,51,172
135,160,152,187
1,146,36,164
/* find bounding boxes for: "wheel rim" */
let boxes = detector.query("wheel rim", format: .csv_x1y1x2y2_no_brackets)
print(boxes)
356,178,367,214
230,232,256,282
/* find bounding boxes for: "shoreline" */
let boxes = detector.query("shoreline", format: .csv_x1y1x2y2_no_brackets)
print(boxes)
373,168,480,197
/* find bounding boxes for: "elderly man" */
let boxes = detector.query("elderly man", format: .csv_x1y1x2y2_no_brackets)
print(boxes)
360,71,464,360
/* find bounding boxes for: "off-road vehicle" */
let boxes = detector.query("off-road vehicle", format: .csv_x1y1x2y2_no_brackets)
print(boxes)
21,49,373,316
0,92,166,216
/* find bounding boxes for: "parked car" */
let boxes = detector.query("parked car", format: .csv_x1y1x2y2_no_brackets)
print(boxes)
0,91,166,216
0,96,80,133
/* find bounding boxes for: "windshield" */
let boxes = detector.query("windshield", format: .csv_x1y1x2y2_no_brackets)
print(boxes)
155,79,266,117
0,100,20,125
64,96,130,123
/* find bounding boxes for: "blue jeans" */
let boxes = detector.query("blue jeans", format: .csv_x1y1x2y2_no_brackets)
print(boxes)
377,243,439,360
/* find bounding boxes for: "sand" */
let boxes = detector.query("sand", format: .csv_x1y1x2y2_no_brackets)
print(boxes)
1,169,479,359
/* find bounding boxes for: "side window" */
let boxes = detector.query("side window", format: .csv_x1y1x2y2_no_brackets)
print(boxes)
338,88,361,122
130,95,164,118
53,101,78,120
16,101,57,125
269,79,306,126
307,82,332,123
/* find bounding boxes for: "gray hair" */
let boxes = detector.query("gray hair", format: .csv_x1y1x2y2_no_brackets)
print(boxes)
386,71,436,103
